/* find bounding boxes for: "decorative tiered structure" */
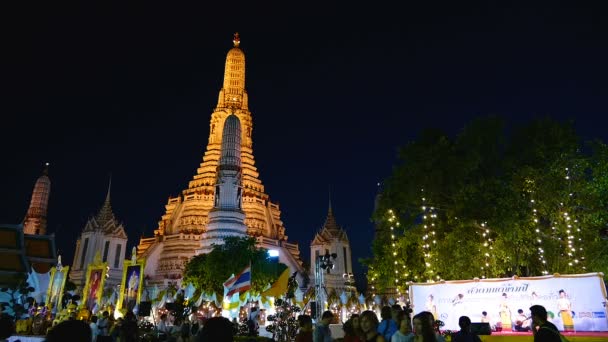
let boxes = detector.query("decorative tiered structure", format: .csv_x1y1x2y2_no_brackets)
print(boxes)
23,163,51,235
70,180,128,286
137,33,302,285
198,114,248,254
310,201,354,293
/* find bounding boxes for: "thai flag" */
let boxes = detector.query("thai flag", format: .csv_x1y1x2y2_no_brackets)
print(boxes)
223,265,251,298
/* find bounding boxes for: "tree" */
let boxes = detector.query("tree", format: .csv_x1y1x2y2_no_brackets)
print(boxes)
183,236,288,296
365,117,608,294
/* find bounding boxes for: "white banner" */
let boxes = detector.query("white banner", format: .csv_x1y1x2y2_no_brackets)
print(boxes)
409,273,608,331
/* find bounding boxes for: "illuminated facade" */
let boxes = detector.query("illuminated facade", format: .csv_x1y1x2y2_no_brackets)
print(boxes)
137,34,302,285
70,182,128,286
23,163,51,235
311,203,354,293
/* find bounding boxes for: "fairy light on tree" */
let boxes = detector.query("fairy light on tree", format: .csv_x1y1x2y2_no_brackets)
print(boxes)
531,198,549,275
478,222,495,279
420,190,439,283
560,167,586,272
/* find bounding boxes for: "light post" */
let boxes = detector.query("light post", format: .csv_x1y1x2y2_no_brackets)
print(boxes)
314,250,337,321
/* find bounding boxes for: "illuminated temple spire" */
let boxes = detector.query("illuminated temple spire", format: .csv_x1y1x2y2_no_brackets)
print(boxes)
23,163,51,235
217,32,247,110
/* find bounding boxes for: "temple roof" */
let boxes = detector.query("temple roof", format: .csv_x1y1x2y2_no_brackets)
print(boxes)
311,204,349,246
83,179,128,239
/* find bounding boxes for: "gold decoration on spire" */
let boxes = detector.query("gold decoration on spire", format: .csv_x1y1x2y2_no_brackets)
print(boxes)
233,32,240,47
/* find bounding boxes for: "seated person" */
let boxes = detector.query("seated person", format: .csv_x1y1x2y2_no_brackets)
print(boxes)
514,309,531,332
480,311,495,331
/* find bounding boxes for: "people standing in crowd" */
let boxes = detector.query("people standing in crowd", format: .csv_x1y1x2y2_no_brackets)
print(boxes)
0,315,15,342
360,310,385,342
530,305,562,342
90,315,99,342
110,317,122,342
158,313,170,339
180,316,191,342
295,314,313,342
97,311,110,342
391,310,413,342
195,316,234,342
451,316,481,342
412,312,439,342
378,306,398,342
343,314,363,342
46,320,92,342
313,310,334,342
120,311,139,342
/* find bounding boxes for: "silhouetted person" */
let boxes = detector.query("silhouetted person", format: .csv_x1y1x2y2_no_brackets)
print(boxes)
530,305,561,342
0,315,15,342
46,320,92,342
196,316,234,342
452,316,481,342
120,311,139,342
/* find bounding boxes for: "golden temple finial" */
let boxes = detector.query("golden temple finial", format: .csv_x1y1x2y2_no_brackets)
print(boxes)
233,32,240,47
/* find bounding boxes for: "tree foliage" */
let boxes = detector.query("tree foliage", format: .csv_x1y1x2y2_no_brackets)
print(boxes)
365,117,608,293
183,236,287,296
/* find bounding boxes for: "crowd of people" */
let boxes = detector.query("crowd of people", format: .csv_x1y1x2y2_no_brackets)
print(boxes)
0,303,571,342
293,303,567,342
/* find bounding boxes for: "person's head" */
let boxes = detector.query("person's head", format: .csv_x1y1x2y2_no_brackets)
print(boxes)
530,305,548,325
321,310,334,325
458,316,471,332
46,320,92,342
428,294,434,301
502,293,507,299
518,309,524,315
360,310,379,334
396,310,412,334
391,304,403,320
251,307,257,312
420,311,435,326
559,290,566,298
380,306,392,321
413,312,435,340
482,311,487,317
91,316,98,323
343,319,356,336
102,311,109,318
125,311,136,322
0,315,15,340
350,314,360,330
298,315,312,332
198,316,234,342
161,313,167,321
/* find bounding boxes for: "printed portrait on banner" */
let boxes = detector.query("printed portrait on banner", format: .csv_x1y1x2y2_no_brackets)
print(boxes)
45,266,69,312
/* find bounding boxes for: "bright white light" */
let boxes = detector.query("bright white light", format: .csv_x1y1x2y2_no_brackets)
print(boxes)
268,250,279,257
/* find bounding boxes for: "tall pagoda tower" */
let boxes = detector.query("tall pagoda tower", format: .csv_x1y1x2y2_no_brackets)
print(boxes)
23,163,51,235
138,34,302,284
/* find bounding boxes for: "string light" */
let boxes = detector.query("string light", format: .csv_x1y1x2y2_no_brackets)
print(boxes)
421,190,438,282
478,222,494,279
531,197,549,275
561,167,586,272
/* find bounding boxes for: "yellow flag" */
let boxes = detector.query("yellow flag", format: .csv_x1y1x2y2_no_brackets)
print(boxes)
261,268,290,298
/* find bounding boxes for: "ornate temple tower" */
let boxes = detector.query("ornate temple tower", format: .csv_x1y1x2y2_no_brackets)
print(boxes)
138,33,302,285
198,114,248,254
70,181,128,286
310,201,354,293
23,163,51,235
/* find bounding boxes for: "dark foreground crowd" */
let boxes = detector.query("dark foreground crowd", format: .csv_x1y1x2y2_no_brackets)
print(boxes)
0,304,566,342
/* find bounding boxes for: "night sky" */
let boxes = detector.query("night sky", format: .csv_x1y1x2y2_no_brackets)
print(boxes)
2,3,607,290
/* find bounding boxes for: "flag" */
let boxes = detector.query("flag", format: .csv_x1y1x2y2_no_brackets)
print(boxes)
261,268,290,298
223,265,251,298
